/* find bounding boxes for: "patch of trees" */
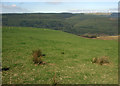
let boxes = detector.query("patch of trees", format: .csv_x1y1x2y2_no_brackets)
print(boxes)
2,13,118,36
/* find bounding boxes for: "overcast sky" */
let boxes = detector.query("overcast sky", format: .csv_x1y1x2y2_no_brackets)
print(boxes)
1,0,119,13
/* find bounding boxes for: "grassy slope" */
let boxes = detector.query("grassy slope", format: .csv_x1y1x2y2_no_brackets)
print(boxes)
2,27,118,84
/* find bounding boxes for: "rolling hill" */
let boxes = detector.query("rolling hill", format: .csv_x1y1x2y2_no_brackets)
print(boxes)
2,26,118,84
2,13,118,36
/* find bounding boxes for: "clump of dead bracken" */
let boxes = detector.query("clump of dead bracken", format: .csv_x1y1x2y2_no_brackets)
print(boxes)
92,56,110,65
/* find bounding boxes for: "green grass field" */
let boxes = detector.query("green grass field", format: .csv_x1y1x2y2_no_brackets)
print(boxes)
2,27,118,84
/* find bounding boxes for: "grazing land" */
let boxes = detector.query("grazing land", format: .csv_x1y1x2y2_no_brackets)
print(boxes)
97,36,119,40
2,27,118,84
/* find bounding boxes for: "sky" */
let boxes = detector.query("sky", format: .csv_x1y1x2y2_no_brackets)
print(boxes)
1,0,119,13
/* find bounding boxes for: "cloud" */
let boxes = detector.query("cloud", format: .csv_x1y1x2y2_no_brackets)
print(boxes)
11,4,16,7
109,8,118,11
46,2,62,5
68,9,96,13
68,9,118,13
19,2,25,4
108,8,118,12
2,4,31,13
46,0,63,5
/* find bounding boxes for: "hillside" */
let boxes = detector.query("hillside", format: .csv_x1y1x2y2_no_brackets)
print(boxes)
2,27,118,84
2,13,118,36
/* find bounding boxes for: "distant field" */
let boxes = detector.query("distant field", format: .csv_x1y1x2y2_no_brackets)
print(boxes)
2,27,118,84
97,36,119,40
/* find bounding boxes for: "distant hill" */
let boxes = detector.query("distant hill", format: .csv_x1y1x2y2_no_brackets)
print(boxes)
110,13,118,18
2,13,118,36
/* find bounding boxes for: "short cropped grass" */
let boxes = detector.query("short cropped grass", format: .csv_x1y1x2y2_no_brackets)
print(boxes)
2,27,118,84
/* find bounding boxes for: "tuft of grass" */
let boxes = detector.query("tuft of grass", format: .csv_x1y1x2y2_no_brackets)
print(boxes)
51,72,59,86
92,56,110,65
32,49,45,65
61,52,64,54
